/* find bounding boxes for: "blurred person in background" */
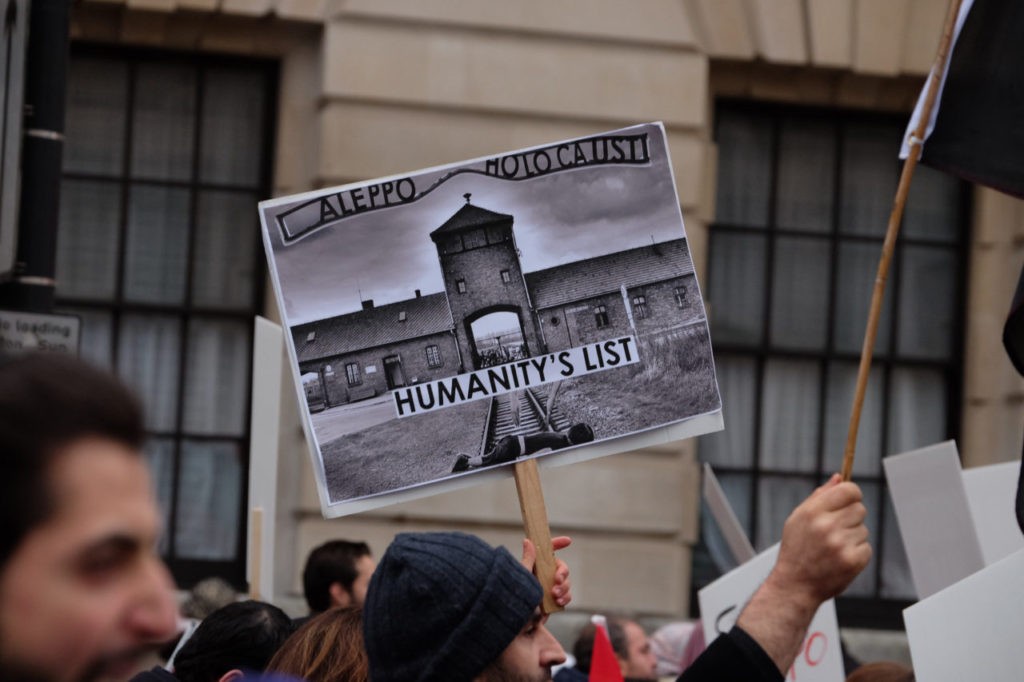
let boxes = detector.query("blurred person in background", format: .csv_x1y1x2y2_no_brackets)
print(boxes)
648,622,704,679
298,540,375,627
266,606,368,682
556,617,658,682
169,600,294,682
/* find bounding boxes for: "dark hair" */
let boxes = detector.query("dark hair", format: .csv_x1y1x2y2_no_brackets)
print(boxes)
173,600,295,682
568,423,594,445
845,662,915,682
0,353,145,568
572,618,628,674
267,606,368,682
302,540,372,613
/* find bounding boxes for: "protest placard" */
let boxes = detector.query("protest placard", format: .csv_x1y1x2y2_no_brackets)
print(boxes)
702,462,755,566
904,547,1024,681
260,122,722,517
698,544,844,682
247,317,285,602
963,460,1024,565
883,441,985,599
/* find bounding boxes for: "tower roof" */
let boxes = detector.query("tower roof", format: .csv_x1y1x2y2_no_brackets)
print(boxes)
429,202,513,240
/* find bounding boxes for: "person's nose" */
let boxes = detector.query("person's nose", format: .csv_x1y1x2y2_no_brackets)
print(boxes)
645,648,659,676
538,624,567,667
126,557,178,641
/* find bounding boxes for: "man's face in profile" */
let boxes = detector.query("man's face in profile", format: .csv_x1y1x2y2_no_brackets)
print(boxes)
0,437,178,682
479,608,566,682
620,620,658,681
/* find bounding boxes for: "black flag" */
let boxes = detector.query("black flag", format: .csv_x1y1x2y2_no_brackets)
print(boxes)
903,0,1024,199
904,0,1024,532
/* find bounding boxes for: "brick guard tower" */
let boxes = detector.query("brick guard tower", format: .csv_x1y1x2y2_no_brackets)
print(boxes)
429,195,544,371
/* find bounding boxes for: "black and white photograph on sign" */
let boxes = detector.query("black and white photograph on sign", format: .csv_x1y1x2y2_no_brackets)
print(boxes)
260,122,722,516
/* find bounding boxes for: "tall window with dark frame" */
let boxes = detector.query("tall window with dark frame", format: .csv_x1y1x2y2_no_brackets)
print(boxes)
55,47,277,588
695,103,967,627
594,304,609,328
425,344,442,368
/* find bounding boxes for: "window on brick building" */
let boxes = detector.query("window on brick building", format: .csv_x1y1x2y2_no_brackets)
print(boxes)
345,362,362,386
594,305,609,328
456,278,467,293
632,294,648,319
500,269,511,284
425,344,442,368
674,286,687,308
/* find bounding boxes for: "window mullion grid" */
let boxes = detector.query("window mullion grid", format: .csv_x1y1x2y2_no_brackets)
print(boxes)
871,143,908,599
62,170,258,194
749,113,785,545
874,360,894,595
236,69,278,565
109,59,138,369
167,60,206,569
806,122,839,483
818,119,843,480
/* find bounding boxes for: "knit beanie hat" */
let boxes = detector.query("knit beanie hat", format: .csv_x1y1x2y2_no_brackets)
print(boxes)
363,531,543,682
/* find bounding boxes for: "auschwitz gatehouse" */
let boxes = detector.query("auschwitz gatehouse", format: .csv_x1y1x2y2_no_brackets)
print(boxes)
292,199,703,409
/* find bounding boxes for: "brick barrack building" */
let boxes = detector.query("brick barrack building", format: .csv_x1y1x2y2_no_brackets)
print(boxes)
293,197,702,409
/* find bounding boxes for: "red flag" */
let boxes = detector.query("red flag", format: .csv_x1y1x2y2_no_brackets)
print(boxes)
589,617,624,682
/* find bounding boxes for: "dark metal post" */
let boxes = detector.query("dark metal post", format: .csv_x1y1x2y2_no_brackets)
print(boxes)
0,0,69,312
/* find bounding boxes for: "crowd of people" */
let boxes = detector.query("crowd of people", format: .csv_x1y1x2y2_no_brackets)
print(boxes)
0,353,913,682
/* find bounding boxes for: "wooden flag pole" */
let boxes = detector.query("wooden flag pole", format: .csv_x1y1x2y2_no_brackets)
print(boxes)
841,0,965,481
514,458,562,614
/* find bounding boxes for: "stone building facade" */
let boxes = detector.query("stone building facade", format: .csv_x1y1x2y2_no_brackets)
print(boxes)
62,1,1024,644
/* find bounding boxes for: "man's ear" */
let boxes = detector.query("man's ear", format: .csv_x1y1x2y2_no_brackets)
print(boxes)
219,670,245,682
329,580,353,607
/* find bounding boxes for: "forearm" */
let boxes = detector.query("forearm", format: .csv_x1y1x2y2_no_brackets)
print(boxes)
735,572,820,675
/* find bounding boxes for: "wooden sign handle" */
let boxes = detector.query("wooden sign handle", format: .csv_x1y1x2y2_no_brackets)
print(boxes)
249,506,263,601
514,458,562,613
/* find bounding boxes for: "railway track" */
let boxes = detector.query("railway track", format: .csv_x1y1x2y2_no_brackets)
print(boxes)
481,386,570,454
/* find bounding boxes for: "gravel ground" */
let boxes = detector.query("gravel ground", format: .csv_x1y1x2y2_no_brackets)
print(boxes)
321,397,491,501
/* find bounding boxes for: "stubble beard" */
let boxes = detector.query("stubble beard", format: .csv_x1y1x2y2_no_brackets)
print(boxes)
478,662,553,682
0,645,155,682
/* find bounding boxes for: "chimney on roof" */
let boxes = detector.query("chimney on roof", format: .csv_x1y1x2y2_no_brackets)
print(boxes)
415,289,421,298
650,235,663,256
362,299,374,310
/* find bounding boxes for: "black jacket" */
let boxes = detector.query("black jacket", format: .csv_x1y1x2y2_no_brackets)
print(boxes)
677,626,783,682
